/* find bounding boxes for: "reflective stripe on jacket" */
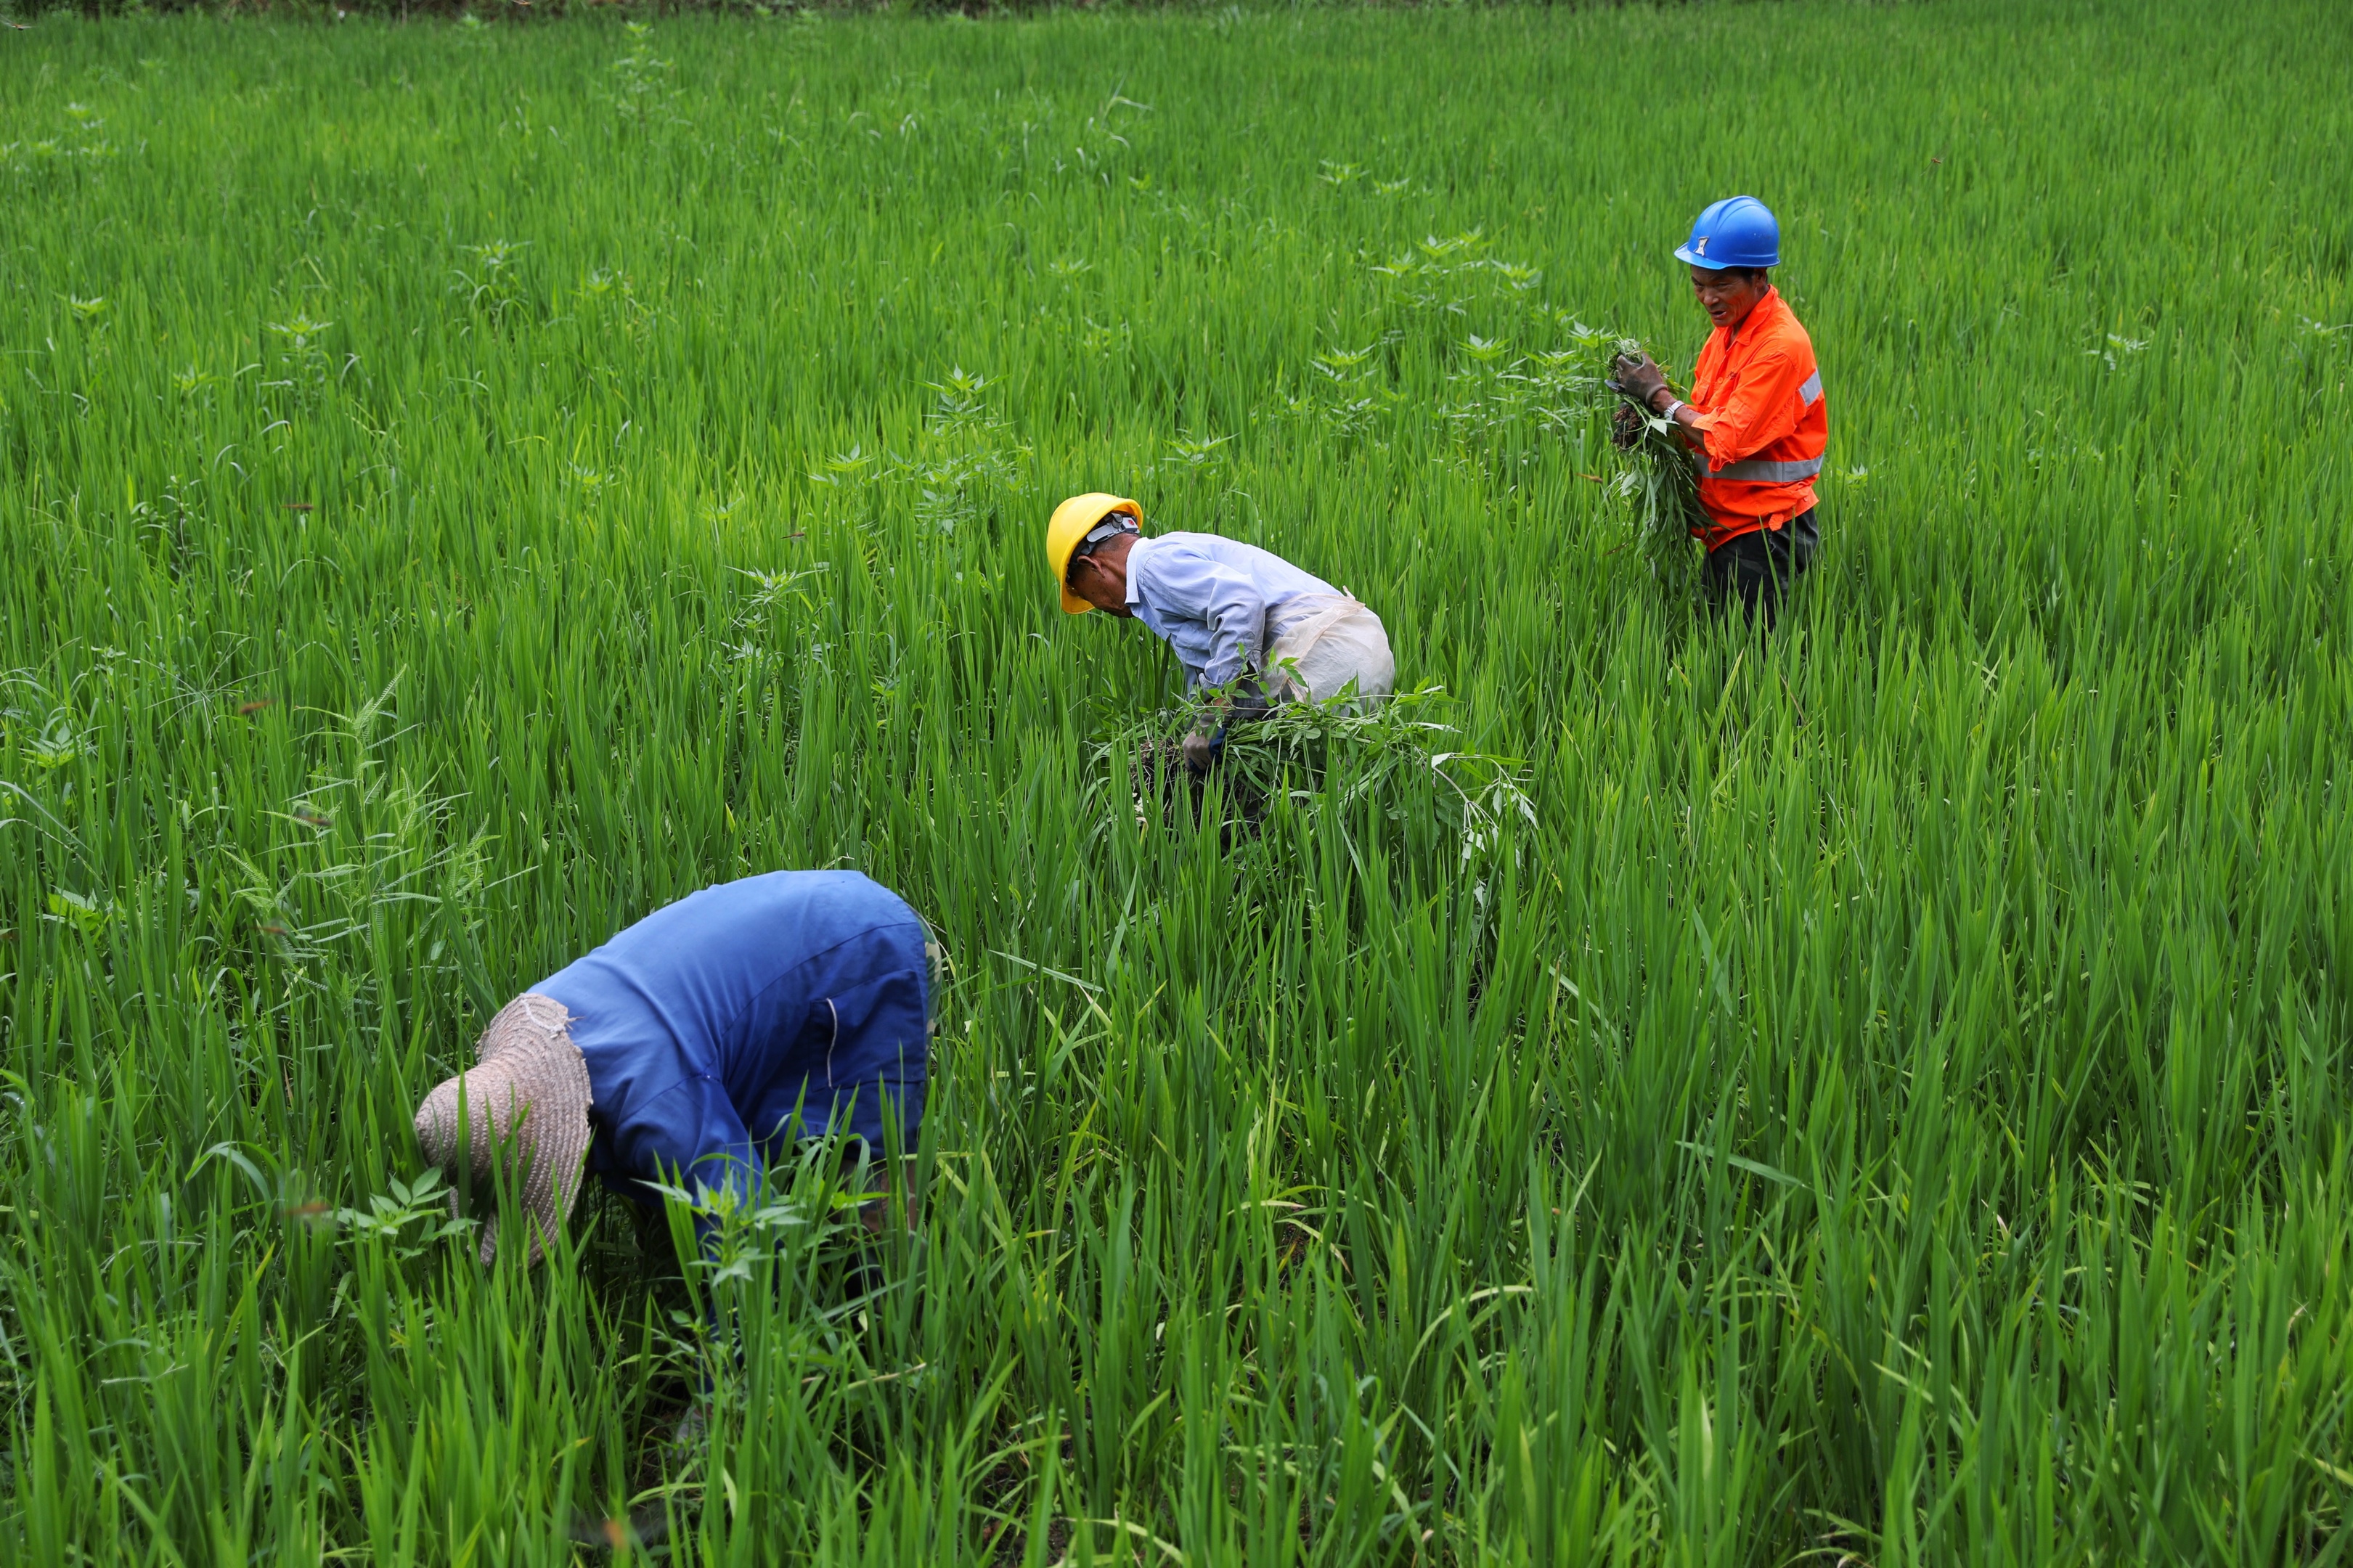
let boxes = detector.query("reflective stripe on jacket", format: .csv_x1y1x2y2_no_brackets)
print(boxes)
1687,287,1827,551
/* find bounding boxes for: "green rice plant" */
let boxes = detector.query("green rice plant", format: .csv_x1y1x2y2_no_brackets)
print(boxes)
0,0,2349,1562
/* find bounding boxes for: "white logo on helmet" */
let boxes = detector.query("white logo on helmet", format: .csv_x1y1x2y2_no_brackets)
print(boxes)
1696,236,1709,255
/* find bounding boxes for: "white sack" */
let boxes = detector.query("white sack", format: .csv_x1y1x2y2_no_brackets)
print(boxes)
1263,595,1395,709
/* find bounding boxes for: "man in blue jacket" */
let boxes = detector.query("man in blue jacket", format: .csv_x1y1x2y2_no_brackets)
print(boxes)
413,870,933,1265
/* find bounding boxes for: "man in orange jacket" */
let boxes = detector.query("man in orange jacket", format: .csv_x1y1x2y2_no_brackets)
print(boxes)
1612,195,1826,626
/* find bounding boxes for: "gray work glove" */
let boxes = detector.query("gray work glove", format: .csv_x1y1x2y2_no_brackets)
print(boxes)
1609,352,1670,412
1181,730,1217,774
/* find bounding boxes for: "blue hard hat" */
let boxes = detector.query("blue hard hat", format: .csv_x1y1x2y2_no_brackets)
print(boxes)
1675,195,1780,269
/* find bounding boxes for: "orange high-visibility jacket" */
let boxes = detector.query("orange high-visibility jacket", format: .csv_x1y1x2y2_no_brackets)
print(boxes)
1687,287,1827,552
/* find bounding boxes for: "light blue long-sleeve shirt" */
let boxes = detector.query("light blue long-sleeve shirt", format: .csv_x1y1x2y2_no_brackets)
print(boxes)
1124,532,1343,690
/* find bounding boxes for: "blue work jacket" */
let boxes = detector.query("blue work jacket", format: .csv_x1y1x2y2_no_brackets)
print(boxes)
536,870,930,1208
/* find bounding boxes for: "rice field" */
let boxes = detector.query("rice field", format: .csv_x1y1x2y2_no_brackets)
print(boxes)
3,0,2351,1560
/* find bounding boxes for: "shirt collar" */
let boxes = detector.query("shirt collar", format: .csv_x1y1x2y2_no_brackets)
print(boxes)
1724,285,1784,349
1122,535,1152,609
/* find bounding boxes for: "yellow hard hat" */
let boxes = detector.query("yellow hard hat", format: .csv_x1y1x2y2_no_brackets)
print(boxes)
1045,493,1141,615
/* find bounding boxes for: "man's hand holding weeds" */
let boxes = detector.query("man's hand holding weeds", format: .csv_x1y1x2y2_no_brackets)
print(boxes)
1610,351,1671,412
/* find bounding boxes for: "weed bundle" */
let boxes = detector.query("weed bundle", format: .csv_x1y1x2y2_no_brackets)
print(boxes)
1603,338,1711,576
1120,683,1535,872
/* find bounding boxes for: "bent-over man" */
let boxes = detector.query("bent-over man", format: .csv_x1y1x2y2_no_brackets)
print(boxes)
413,869,932,1264
1046,492,1395,769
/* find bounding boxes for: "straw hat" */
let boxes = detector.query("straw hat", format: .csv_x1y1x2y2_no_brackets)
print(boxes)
414,992,593,1267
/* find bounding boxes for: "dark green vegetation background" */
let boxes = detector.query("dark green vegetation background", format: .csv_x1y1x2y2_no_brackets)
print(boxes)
4,1,2352,1560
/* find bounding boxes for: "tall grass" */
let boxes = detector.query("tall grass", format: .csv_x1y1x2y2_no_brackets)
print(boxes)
2,1,2350,1560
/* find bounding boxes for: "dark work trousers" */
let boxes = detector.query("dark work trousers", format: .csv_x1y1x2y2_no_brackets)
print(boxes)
1702,508,1819,629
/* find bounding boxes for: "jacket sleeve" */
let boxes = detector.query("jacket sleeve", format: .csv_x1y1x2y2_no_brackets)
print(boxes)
605,1074,767,1240
1696,347,1805,467
1136,547,1268,689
